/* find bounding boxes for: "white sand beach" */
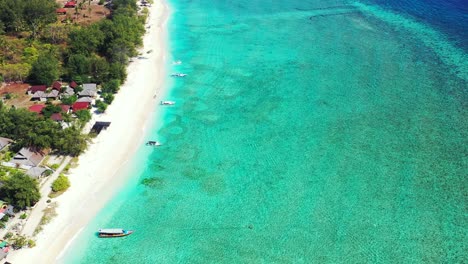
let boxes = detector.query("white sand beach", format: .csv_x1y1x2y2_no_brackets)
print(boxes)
6,1,170,263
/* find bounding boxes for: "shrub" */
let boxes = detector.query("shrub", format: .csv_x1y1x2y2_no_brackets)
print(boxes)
5,93,11,100
12,235,27,249
1,215,9,222
50,164,59,170
3,232,13,239
98,0,105,5
28,239,36,248
51,175,70,192
20,213,28,219
95,100,107,113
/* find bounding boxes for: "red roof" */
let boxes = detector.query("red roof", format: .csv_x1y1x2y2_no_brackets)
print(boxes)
28,104,46,113
56,8,67,14
72,102,90,112
52,81,62,90
70,81,78,89
64,1,76,7
29,85,47,93
60,105,71,112
50,113,63,121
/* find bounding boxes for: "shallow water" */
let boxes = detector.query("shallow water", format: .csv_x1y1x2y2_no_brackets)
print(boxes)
64,0,467,263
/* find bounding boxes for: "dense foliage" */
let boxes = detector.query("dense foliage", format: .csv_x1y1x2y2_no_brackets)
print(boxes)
0,104,87,156
0,0,147,154
0,172,40,209
0,0,57,37
51,174,70,192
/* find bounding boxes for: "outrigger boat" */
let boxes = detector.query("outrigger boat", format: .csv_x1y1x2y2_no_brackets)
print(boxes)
172,60,182,65
98,229,133,238
146,141,162,146
171,73,187,77
160,101,176,105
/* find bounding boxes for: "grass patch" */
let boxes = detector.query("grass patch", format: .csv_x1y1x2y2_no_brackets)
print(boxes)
33,202,58,236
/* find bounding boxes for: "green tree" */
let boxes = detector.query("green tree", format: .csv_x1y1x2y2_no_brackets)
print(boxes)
74,109,91,123
29,50,59,85
22,0,57,38
51,174,70,192
55,126,88,156
95,99,107,113
61,95,78,105
41,104,61,118
102,79,120,94
102,93,114,104
0,172,41,209
68,25,104,55
67,54,90,79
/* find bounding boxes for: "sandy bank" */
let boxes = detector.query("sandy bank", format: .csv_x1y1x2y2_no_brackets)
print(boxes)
6,2,170,263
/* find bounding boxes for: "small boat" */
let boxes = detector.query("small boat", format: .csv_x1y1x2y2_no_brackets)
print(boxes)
146,49,153,54
172,60,182,65
146,141,162,146
98,229,133,238
171,73,187,77
160,101,176,105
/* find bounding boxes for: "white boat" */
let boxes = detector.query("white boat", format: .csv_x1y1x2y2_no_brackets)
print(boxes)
146,141,162,146
160,101,176,105
172,60,182,65
171,73,187,77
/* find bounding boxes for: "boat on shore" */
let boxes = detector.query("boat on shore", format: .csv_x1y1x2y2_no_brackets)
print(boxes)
98,229,133,238
160,100,176,105
171,73,187,77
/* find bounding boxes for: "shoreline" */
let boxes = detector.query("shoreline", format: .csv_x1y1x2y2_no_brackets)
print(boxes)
6,1,171,263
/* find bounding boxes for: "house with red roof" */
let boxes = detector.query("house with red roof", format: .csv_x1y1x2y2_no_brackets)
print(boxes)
64,1,76,8
72,102,90,112
56,8,67,15
27,85,47,95
28,104,46,114
52,81,62,91
60,104,71,113
69,81,78,89
50,113,63,121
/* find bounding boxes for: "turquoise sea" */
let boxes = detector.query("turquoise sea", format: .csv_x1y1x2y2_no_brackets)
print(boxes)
64,0,467,263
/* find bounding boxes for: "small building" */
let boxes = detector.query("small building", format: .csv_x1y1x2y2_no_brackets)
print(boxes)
52,81,62,91
50,113,63,122
76,97,93,103
31,91,47,101
0,137,13,152
8,148,45,170
56,8,67,15
26,166,48,179
90,121,111,134
78,83,97,97
69,81,78,89
47,89,60,99
72,102,90,112
28,85,47,95
28,104,46,114
60,104,71,114
61,86,75,98
64,1,76,8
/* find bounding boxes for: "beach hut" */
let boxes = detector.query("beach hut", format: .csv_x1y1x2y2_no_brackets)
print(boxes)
69,81,78,89
9,148,46,169
60,104,71,113
64,1,76,8
56,8,67,15
52,81,62,91
28,104,46,113
90,121,111,134
72,102,90,112
27,85,47,95
50,113,63,122
0,137,13,152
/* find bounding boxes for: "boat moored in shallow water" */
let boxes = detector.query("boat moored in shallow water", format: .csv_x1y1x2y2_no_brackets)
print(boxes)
98,229,133,238
160,101,176,105
171,73,187,77
146,141,162,146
